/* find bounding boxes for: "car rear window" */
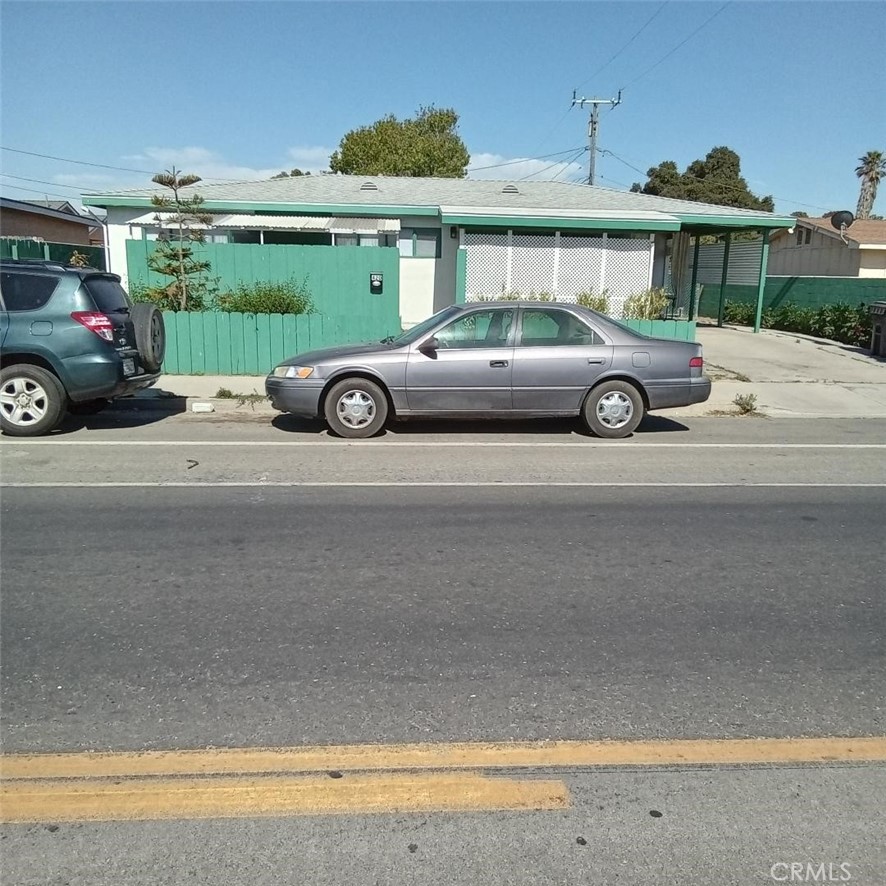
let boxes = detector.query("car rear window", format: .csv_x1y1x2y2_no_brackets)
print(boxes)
0,271,60,312
83,276,131,313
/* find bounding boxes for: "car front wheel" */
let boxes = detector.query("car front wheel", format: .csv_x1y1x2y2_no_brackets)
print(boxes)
0,364,67,437
324,378,388,438
582,380,644,438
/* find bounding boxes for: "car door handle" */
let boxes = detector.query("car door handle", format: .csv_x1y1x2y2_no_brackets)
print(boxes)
587,357,606,364
489,360,509,368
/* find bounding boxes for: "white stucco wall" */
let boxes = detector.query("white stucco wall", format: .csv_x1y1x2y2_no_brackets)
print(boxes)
103,207,148,287
398,216,444,327
858,249,886,278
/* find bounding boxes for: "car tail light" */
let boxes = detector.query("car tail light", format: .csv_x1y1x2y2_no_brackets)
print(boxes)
71,311,114,342
689,356,704,368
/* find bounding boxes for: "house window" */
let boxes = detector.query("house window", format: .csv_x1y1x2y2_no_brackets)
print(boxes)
796,229,804,246
334,233,391,247
399,228,441,258
805,228,812,244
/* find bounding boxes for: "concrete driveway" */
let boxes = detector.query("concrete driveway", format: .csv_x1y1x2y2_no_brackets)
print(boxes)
678,324,886,418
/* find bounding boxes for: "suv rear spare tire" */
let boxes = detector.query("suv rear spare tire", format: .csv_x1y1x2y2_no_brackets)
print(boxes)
0,364,67,437
131,303,166,372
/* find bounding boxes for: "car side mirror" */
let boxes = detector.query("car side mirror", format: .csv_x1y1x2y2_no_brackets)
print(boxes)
418,337,439,355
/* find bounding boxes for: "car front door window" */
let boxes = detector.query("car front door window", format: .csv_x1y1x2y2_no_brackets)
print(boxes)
435,309,513,349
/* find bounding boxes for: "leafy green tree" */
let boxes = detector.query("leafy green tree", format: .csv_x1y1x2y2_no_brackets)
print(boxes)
329,106,470,178
148,168,213,311
855,150,885,219
271,168,311,179
630,147,774,212
790,211,809,218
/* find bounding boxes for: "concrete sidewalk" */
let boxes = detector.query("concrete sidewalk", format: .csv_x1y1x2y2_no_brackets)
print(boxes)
136,324,886,419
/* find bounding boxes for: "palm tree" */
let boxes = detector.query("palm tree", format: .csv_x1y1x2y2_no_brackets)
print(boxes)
855,150,886,219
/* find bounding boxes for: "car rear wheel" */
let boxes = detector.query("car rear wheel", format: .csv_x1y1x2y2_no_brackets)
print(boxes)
582,380,644,439
131,303,166,372
324,378,388,438
0,364,67,437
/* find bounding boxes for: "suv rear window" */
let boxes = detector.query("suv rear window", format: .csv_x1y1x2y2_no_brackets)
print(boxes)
83,276,131,313
0,271,60,312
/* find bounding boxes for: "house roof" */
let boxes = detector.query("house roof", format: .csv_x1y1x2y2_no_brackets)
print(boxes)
83,175,794,231
790,216,886,248
0,197,102,228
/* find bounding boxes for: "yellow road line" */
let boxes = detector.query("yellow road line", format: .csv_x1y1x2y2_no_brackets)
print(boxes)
3,737,884,781
1,773,568,823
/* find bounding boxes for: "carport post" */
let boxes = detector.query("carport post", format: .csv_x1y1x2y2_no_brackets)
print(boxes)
753,229,771,333
688,236,700,320
716,233,732,328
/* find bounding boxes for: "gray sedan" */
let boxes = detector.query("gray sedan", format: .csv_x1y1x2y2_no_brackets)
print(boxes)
266,302,711,438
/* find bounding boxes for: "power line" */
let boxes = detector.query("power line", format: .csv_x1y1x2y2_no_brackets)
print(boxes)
0,172,103,192
1,146,154,175
575,1,669,91
467,146,586,173
518,147,588,182
0,145,253,183
621,2,730,90
0,182,86,201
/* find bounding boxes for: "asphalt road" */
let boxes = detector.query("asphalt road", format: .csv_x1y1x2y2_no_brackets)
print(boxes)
1,414,884,884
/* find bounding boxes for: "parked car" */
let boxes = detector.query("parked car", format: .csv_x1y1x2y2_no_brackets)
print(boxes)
0,259,165,436
266,302,710,438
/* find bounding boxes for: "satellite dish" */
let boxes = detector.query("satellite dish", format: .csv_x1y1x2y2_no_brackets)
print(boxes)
830,211,854,230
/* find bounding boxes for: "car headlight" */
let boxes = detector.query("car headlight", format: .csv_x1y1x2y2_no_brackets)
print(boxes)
272,365,314,379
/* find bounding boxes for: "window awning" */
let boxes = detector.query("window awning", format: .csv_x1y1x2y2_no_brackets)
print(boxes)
213,215,400,233
127,213,400,233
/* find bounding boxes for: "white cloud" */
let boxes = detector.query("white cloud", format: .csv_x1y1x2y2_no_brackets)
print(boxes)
467,152,587,183
285,145,335,172
127,147,280,182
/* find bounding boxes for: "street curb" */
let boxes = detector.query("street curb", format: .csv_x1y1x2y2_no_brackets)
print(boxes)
118,395,278,415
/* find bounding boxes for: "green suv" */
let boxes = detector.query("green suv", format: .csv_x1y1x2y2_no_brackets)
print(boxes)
0,259,165,436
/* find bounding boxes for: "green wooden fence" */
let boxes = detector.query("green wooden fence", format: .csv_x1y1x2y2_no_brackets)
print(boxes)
620,319,696,341
698,276,886,318
126,240,400,324
1,237,106,269
161,311,400,375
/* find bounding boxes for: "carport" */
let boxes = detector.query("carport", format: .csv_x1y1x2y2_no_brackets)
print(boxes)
677,214,792,331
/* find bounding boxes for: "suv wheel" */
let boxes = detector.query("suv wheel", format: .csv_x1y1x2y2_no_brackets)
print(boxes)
131,303,166,372
0,364,67,437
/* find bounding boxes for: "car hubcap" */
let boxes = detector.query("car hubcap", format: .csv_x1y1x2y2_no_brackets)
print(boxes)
596,391,633,429
337,390,375,428
0,377,49,426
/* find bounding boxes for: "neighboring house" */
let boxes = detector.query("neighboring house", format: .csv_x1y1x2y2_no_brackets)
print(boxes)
83,176,793,326
0,197,105,247
768,217,886,278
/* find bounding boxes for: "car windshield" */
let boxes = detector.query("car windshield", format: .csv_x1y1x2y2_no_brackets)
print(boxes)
382,306,461,346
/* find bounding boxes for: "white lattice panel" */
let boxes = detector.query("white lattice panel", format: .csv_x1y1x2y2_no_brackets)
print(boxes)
557,237,605,302
510,235,556,297
465,233,508,300
464,232,653,311
602,238,654,316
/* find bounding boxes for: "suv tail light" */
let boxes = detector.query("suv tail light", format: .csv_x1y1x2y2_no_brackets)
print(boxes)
71,311,114,342
689,356,704,368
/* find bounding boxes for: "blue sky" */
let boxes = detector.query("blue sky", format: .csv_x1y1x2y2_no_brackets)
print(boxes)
1,0,883,216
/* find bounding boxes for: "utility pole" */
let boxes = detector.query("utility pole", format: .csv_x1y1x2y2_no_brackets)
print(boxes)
572,90,622,186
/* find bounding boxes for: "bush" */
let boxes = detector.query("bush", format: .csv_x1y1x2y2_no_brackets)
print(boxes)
127,279,209,312
722,300,872,346
216,278,313,315
575,290,609,313
622,288,670,320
